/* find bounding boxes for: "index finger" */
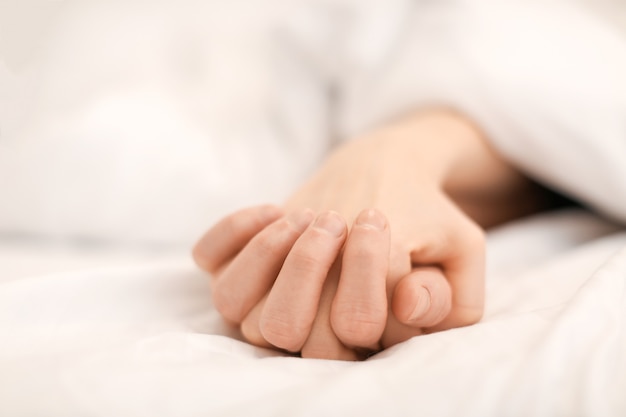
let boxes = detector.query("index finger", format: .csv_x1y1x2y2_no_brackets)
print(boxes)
301,261,359,361
192,205,283,273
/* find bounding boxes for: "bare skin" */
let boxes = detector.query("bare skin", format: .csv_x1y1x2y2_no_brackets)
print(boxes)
193,109,560,360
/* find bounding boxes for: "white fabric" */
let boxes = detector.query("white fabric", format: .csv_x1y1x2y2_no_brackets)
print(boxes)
332,0,626,223
0,0,330,246
2,1,626,416
1,209,625,416
1,0,626,246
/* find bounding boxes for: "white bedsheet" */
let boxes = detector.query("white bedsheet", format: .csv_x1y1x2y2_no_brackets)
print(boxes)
1,209,624,417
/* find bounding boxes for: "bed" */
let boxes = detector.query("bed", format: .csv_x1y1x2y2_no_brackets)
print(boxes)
1,210,625,416
1,1,625,416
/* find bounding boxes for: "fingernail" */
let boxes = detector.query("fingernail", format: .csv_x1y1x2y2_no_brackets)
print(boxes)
409,287,431,321
356,209,386,231
313,211,345,237
286,209,315,232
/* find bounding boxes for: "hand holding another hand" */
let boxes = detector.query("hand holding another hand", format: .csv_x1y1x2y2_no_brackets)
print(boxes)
194,111,499,360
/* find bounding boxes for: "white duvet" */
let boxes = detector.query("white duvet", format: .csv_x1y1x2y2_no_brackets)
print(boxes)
1,210,624,416
1,1,626,416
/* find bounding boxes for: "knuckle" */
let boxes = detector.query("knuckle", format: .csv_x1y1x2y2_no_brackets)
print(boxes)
461,221,486,250
259,314,306,352
250,205,279,226
191,244,212,271
412,230,449,261
212,284,245,323
287,250,324,276
223,212,248,236
240,319,267,348
253,230,285,259
254,218,303,257
286,230,340,273
225,206,275,237
331,307,386,347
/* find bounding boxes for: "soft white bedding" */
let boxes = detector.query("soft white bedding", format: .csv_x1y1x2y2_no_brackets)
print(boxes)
2,0,626,246
2,1,626,416
1,210,625,416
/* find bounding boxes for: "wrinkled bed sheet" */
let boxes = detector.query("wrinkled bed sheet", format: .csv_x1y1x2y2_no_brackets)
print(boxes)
1,209,624,417
2,1,626,416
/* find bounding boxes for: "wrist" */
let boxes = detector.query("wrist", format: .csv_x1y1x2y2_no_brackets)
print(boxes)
365,109,527,194
349,109,545,228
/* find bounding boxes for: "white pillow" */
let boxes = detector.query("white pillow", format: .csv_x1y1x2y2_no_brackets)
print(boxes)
3,0,625,249
335,0,626,224
0,0,331,246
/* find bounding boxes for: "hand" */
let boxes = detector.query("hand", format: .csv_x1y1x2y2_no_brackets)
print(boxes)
194,201,478,359
194,111,502,359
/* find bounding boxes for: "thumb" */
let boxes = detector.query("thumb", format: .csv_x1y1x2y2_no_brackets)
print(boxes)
391,267,452,329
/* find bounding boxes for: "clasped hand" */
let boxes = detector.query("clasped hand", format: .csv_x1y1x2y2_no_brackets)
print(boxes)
193,113,488,360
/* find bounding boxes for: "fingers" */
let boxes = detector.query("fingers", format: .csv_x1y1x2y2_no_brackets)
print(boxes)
331,209,389,348
243,210,386,359
383,200,485,348
301,262,359,361
407,205,486,331
382,255,479,348
240,295,272,349
212,209,315,323
192,205,283,273
243,263,358,360
381,267,452,349
260,211,347,352
391,267,452,328
430,220,485,330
